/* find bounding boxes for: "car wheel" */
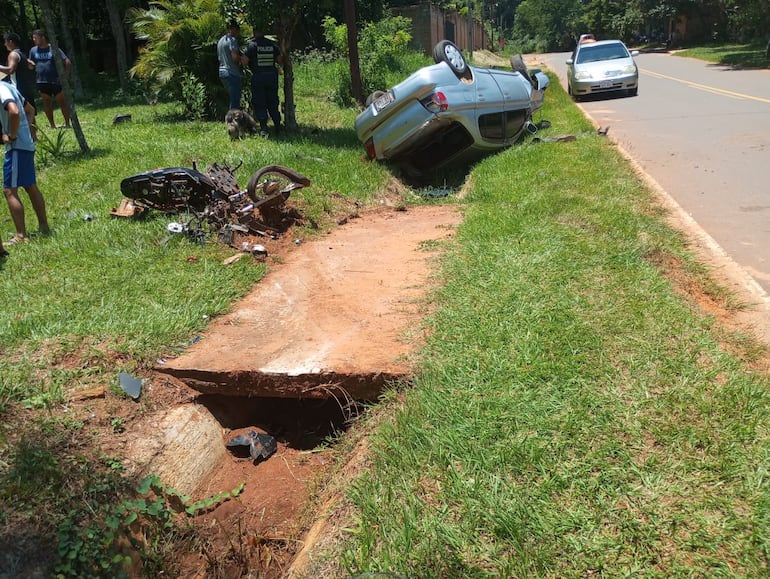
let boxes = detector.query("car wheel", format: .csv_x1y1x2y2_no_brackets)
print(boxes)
365,91,386,107
628,87,638,97
510,54,532,84
433,40,467,76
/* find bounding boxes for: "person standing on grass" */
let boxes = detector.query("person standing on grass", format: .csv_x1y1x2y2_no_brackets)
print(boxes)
244,28,282,136
217,20,246,111
29,29,71,129
0,32,37,115
0,81,49,245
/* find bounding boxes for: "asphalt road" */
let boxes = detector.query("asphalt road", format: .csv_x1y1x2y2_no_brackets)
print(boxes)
541,51,770,294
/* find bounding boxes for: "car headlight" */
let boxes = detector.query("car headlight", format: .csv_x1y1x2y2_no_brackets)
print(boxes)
574,70,592,80
622,64,637,74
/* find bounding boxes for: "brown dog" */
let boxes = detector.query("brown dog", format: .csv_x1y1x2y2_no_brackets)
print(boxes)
225,109,258,140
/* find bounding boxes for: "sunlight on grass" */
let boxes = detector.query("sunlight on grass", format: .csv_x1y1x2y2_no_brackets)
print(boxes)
340,73,770,576
676,43,770,69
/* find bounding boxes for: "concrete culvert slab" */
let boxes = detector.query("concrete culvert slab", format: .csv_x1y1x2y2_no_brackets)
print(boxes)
155,205,463,399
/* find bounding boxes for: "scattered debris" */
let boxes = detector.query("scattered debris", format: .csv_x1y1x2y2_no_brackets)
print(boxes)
226,430,277,461
118,371,143,400
112,113,132,125
110,198,145,218
597,125,610,136
69,386,106,401
223,253,246,265
116,162,310,251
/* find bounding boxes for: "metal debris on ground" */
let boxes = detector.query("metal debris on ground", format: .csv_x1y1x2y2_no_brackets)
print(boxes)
118,371,143,400
116,161,310,251
226,430,277,461
112,113,132,125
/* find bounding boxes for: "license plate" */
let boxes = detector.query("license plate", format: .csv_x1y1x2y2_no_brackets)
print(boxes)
600,80,613,88
373,92,394,112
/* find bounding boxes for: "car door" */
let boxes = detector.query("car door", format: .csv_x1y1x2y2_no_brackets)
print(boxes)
484,70,531,144
473,68,507,142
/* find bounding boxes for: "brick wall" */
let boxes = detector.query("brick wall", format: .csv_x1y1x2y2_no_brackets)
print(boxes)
394,1,488,55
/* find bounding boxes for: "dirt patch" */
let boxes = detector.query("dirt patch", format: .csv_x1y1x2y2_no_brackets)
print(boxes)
120,202,461,576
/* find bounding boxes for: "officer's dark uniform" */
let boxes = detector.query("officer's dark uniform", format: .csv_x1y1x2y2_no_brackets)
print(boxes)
245,34,281,133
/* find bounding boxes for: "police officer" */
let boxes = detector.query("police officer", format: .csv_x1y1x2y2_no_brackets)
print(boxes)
244,29,282,136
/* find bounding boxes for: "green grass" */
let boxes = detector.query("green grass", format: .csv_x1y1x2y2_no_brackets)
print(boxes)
676,43,770,69
0,56,394,575
335,73,770,576
0,63,391,411
3,49,770,576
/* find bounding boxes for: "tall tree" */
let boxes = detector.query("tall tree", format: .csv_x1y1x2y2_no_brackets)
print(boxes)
56,0,84,98
37,0,90,153
105,0,130,89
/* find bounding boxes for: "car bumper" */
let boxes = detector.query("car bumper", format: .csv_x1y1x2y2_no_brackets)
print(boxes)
571,73,637,95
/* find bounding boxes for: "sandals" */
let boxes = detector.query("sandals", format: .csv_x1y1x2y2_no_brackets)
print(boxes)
5,235,29,246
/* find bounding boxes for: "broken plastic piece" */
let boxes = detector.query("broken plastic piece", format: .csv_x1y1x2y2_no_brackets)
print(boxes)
226,430,277,461
110,198,145,219
118,371,143,400
167,222,186,233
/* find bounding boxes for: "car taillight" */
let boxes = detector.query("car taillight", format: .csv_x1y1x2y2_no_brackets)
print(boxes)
422,91,448,113
364,137,376,159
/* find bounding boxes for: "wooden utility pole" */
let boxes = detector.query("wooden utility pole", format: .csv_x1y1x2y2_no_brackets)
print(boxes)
468,1,473,59
344,0,362,106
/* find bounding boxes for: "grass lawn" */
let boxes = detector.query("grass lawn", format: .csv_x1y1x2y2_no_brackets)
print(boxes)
676,43,770,69
2,49,770,577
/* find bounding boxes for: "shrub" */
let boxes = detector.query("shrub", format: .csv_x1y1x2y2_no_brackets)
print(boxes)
322,14,417,106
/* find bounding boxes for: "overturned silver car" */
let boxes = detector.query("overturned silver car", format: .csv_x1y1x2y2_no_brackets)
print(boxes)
355,41,550,176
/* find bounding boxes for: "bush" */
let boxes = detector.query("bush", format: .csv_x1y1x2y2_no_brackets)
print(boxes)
322,14,418,106
180,73,210,121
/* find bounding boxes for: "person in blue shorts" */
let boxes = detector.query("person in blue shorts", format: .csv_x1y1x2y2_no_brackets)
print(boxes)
0,81,49,245
29,29,70,129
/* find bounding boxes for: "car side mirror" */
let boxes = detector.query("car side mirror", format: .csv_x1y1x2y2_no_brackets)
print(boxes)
631,50,640,57
566,58,573,65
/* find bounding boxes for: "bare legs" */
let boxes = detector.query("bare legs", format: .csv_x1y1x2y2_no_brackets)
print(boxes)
4,184,49,240
40,91,70,128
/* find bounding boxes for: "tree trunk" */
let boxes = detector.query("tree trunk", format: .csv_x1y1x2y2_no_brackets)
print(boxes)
38,0,90,154
105,0,129,90
55,0,84,98
17,0,31,42
75,0,89,62
278,11,299,131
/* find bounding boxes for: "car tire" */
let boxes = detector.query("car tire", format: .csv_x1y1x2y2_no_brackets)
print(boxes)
510,54,532,84
365,91,386,107
628,87,638,97
433,40,467,76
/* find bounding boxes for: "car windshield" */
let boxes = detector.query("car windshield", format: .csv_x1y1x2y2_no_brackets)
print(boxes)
576,43,629,64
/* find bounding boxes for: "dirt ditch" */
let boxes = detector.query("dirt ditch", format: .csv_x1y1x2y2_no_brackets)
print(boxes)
114,203,463,576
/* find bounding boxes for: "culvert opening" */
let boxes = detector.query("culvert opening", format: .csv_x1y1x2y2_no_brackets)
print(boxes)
197,394,368,451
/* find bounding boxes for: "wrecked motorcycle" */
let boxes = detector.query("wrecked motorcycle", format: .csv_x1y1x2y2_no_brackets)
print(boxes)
119,162,310,244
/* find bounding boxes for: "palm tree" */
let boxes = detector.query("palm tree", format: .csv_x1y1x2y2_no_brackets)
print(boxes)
128,0,227,112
